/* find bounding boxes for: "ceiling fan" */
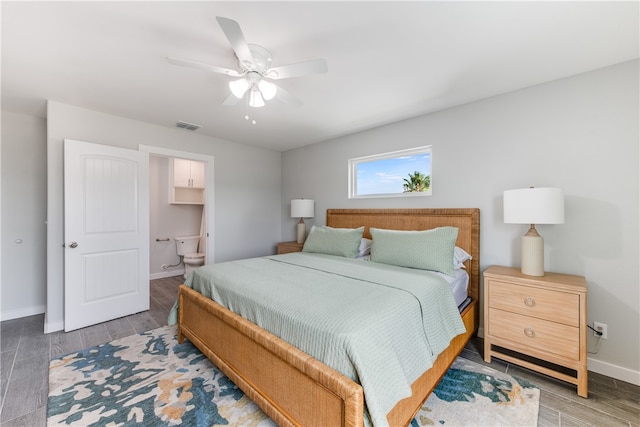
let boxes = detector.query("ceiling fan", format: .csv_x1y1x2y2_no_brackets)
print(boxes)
168,16,328,108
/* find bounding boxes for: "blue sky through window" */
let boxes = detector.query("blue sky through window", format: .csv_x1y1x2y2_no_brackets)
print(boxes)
356,153,431,195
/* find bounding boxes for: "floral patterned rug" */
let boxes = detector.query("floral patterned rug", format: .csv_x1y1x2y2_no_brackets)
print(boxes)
48,325,539,426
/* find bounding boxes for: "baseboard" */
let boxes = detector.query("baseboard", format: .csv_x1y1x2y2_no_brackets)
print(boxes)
45,320,64,334
588,357,640,386
1,304,45,322
150,269,185,280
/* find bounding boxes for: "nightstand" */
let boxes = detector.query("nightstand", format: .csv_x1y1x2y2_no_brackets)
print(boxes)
483,265,588,397
277,241,304,254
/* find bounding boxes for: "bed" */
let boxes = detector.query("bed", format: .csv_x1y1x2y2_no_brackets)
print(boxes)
176,208,480,426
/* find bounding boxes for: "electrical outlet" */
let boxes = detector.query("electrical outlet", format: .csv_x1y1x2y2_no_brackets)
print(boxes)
594,322,608,339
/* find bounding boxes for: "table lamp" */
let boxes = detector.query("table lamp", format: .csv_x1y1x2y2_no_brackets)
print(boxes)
291,199,314,244
503,187,564,276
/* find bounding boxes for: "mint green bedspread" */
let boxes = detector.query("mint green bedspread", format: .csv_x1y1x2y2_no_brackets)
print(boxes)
168,252,465,426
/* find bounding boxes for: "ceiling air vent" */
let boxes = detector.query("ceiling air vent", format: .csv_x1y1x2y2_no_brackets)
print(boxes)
176,121,202,131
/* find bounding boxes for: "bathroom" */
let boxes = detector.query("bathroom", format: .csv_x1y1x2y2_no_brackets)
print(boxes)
149,155,207,280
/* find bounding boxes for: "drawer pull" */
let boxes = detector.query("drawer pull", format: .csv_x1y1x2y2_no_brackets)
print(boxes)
524,296,536,307
524,327,535,338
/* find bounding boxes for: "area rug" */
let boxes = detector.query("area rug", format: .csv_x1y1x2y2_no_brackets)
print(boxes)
48,325,539,426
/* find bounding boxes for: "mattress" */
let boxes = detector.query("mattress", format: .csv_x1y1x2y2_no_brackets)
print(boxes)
434,268,469,307
360,256,469,306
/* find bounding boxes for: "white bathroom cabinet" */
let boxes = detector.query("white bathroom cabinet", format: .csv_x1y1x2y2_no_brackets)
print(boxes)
169,158,205,204
173,158,205,188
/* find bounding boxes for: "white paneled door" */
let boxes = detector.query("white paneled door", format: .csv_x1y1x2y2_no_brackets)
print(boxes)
64,139,149,332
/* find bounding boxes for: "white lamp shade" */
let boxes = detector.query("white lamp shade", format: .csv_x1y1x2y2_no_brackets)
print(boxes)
258,79,277,100
229,78,249,99
504,187,564,224
249,88,265,108
291,199,314,218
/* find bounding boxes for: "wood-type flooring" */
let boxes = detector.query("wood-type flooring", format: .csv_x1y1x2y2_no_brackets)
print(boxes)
1,276,638,426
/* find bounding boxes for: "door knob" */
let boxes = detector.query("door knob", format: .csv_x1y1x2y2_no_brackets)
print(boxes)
69,242,79,248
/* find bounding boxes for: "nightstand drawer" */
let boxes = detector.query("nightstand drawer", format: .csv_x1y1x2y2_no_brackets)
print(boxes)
488,280,579,326
488,308,579,360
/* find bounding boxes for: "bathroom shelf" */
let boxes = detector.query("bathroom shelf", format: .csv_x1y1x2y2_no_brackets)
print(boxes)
172,187,205,205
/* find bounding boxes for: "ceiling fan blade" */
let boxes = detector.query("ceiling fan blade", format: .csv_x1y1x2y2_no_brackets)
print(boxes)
267,59,328,80
273,83,303,107
167,57,242,77
216,16,255,69
222,92,241,106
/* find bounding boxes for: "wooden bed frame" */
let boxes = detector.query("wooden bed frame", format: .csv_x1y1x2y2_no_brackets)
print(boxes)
178,208,480,426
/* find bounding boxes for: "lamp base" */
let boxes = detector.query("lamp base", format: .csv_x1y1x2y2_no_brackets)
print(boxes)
521,226,544,276
296,219,306,244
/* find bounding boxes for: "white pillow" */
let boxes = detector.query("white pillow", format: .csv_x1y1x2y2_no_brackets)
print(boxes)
358,238,373,257
454,246,472,269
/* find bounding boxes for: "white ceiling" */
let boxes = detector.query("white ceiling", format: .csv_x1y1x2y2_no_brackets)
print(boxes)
2,1,638,152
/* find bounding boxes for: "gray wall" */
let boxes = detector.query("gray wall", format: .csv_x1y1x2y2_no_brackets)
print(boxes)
282,60,640,382
45,101,282,332
1,60,637,383
1,111,47,320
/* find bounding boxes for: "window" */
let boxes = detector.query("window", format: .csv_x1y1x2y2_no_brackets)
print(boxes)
348,146,432,198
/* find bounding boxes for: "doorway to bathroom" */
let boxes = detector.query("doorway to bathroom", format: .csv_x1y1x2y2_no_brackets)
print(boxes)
139,145,214,280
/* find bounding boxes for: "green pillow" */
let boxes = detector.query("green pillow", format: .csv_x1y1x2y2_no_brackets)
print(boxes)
370,227,458,276
302,226,364,258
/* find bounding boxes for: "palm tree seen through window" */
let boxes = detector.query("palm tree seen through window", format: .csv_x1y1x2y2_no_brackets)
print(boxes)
348,146,432,198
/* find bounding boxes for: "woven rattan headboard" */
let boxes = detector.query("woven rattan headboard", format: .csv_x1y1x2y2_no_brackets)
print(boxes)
326,208,480,306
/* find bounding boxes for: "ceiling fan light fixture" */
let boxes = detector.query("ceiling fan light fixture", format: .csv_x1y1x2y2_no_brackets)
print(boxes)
169,17,326,110
258,79,277,101
249,88,265,108
229,78,250,99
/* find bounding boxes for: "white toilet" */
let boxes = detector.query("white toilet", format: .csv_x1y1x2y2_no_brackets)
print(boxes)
175,235,205,278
